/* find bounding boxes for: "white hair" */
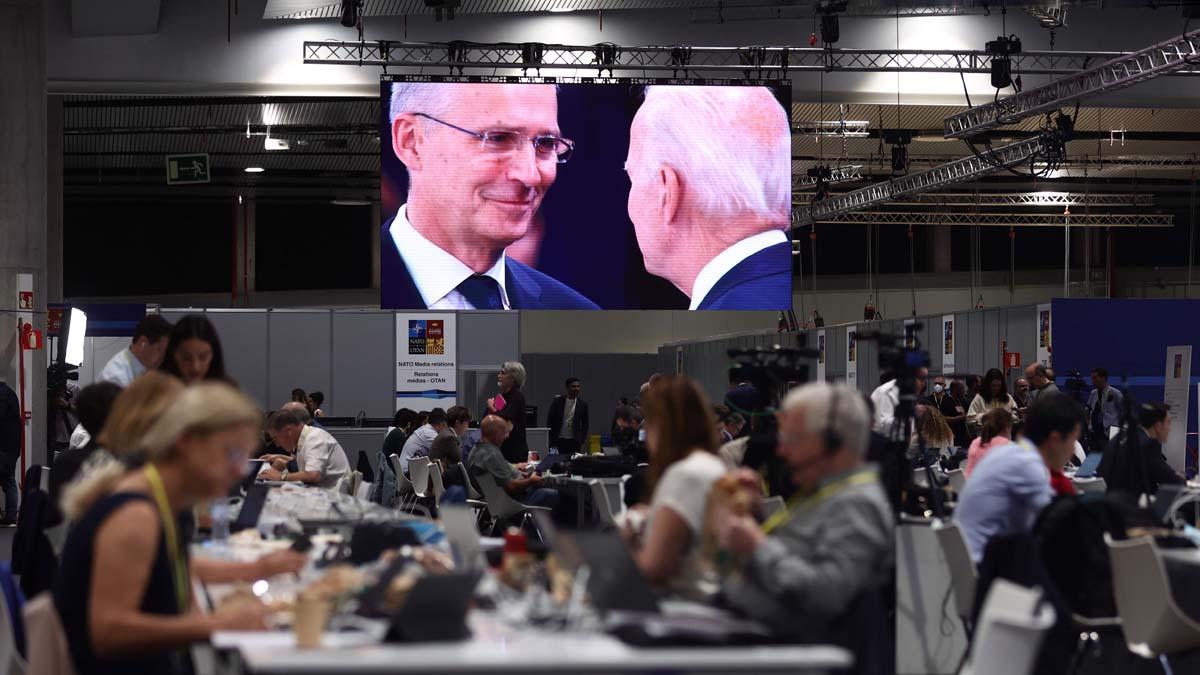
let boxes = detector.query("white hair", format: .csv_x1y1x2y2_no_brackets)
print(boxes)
634,86,791,224
388,82,457,125
781,381,870,457
501,361,526,388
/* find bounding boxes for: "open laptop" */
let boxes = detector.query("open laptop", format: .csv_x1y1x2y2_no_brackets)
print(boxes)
531,511,659,613
230,459,265,496
536,453,570,475
385,571,482,642
440,505,484,571
1074,452,1104,479
232,483,269,533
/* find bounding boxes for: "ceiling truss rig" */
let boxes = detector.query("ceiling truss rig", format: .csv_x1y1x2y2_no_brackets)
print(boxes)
793,211,1174,228
302,40,1200,76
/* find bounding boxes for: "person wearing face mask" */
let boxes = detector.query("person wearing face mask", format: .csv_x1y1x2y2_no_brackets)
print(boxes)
926,376,969,449
954,393,1083,562
1097,402,1183,503
159,315,231,386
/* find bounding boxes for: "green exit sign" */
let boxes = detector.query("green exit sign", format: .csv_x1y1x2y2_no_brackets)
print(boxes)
166,153,210,185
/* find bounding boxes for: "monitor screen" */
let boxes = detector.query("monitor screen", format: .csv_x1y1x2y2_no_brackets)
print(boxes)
380,76,793,311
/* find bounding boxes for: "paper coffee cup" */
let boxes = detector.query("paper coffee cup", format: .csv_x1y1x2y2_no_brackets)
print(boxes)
293,596,333,649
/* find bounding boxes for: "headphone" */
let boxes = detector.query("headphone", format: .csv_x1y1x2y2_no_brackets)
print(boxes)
823,385,844,456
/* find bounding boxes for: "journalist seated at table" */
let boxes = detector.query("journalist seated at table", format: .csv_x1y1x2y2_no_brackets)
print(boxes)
466,415,559,510
54,383,272,675
430,405,471,501
713,382,894,642
1097,401,1184,502
399,407,447,475
260,407,352,489
954,393,1082,562
622,376,727,601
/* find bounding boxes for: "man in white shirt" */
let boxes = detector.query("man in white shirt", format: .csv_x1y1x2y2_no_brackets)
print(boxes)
871,367,928,438
399,408,447,475
625,86,793,310
381,81,597,311
261,408,351,489
95,315,172,388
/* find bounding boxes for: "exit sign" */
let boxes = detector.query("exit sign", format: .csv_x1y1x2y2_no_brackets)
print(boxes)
166,153,210,185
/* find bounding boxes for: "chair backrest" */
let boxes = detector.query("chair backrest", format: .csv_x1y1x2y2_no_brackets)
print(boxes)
588,480,616,527
460,462,483,500
429,463,446,502
354,480,373,501
0,567,25,675
37,467,49,495
389,455,414,497
966,579,1056,675
409,457,431,498
760,496,786,521
932,519,978,622
474,471,526,521
22,592,74,675
1105,534,1200,656
947,469,966,495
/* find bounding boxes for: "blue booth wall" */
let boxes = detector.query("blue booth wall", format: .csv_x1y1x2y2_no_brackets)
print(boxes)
1052,298,1200,475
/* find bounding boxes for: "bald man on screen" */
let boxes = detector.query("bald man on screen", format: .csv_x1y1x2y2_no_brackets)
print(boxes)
625,86,793,310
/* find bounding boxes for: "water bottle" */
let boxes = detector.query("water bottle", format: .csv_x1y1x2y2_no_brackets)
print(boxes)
210,500,231,543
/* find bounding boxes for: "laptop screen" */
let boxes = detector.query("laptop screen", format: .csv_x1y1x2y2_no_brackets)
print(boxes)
1075,452,1104,478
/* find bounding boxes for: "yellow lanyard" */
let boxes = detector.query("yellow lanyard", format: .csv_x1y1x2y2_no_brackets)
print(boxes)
143,464,190,613
762,469,880,534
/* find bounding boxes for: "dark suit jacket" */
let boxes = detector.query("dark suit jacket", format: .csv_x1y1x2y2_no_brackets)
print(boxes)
546,395,589,443
1097,426,1184,498
695,241,793,310
380,220,599,310
497,387,528,464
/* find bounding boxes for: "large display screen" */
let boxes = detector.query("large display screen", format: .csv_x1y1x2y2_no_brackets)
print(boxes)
380,76,793,311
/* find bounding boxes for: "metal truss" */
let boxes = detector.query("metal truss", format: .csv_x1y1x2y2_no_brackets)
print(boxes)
797,153,1200,171
798,211,1174,228
890,192,1154,207
792,138,1043,226
796,120,871,138
944,28,1200,139
794,165,863,190
302,40,1200,76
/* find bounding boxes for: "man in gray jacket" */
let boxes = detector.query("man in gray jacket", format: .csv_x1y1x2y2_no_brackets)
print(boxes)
716,382,894,642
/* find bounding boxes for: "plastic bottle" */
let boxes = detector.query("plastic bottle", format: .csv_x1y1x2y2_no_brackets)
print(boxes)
500,527,533,591
210,499,231,543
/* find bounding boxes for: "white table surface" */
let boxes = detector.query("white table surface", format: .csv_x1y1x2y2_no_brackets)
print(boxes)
216,613,852,674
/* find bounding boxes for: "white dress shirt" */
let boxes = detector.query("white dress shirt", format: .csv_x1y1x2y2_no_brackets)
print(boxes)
389,205,511,309
688,230,789,310
871,379,901,437
559,397,576,440
296,425,351,490
95,347,145,388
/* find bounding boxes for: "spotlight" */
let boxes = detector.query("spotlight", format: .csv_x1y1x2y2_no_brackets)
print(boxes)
340,0,361,28
816,0,848,46
244,167,265,173
593,42,620,77
985,35,1022,89
884,130,912,175
425,0,461,22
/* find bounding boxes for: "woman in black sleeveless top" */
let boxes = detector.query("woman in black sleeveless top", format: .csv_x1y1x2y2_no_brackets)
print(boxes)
53,382,268,675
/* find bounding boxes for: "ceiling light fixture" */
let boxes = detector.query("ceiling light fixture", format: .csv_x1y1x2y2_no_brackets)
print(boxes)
331,199,372,206
264,136,291,151
244,167,265,173
548,6,574,12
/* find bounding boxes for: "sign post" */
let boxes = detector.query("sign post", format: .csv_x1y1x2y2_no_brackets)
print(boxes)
1163,346,1192,473
394,313,457,411
166,153,211,185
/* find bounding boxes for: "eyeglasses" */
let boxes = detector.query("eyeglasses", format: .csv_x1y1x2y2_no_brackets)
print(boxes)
414,113,574,164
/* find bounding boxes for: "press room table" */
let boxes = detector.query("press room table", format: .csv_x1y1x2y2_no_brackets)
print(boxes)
214,612,853,675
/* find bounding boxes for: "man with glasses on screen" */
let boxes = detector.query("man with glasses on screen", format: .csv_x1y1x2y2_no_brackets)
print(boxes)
625,86,792,310
383,82,598,310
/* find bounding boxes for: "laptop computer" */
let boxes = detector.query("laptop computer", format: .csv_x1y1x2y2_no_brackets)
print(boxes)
1075,452,1104,479
230,459,266,496
440,505,484,571
385,570,481,642
232,483,269,533
531,512,659,614
536,453,570,474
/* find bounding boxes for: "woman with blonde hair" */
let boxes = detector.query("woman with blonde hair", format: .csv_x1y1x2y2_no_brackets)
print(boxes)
916,405,956,453
622,375,727,599
53,382,270,675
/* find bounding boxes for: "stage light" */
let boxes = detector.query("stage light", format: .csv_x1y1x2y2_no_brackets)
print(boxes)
340,0,361,28
244,167,265,173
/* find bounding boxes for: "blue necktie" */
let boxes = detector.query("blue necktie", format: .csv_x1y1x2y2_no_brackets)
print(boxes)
456,275,504,309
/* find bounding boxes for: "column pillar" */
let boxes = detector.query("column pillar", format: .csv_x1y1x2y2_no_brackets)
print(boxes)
0,0,48,468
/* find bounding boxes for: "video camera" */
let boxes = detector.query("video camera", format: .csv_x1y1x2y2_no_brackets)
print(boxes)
726,344,819,499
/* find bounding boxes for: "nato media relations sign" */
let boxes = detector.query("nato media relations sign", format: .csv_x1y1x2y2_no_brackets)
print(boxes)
166,153,210,185
395,313,456,411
